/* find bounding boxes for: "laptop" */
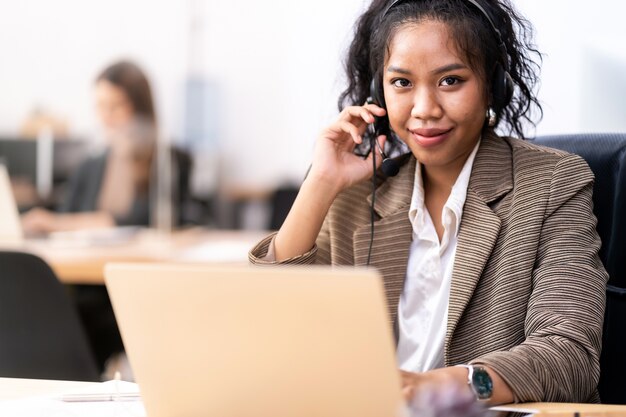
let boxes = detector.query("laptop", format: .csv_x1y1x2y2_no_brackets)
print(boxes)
105,263,404,417
0,164,24,243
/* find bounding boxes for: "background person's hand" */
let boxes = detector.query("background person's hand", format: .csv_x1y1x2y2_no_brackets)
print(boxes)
20,207,58,235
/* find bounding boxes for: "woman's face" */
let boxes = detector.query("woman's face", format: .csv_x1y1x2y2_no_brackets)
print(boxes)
95,79,135,132
383,20,487,178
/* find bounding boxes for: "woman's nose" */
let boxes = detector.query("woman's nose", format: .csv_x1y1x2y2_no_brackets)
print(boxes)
410,88,443,120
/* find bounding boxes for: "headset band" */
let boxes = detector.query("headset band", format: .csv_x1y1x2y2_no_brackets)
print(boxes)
380,0,509,70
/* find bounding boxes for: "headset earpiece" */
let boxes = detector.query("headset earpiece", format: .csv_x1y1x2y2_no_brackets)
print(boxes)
367,74,390,137
369,76,386,110
367,75,399,177
491,62,514,114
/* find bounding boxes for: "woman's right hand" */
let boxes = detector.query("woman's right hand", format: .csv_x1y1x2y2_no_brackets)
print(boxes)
272,103,388,261
307,103,388,196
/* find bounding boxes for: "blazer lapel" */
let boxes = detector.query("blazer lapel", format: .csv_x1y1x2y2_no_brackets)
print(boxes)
354,157,416,323
445,133,513,358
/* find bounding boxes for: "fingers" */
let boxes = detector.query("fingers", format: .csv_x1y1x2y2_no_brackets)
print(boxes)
402,385,415,401
399,370,420,401
399,370,415,385
364,103,387,117
322,104,388,147
339,104,386,124
340,120,365,144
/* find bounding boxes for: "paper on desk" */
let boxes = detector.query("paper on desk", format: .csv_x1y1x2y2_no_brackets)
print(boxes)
490,407,534,417
176,239,254,262
0,380,146,417
47,226,142,248
491,402,626,416
60,379,141,396
491,404,539,414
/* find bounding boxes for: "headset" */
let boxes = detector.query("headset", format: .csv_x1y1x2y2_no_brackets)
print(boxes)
367,0,514,178
364,0,513,265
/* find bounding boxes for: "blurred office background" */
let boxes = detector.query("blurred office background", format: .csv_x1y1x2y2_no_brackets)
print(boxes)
0,0,624,229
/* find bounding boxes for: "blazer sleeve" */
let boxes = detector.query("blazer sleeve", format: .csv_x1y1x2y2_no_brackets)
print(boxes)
248,213,334,265
472,154,608,402
248,232,318,265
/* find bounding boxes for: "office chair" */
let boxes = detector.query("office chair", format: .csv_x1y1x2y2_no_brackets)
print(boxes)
171,146,195,226
531,133,626,404
0,251,100,381
268,185,300,230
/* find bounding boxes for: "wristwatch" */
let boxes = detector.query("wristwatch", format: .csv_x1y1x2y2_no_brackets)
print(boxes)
456,364,493,401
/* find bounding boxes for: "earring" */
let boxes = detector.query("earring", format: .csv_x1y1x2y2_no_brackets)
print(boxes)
486,107,497,127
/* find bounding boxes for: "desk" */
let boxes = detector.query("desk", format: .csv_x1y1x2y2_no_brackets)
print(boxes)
2,228,267,284
0,377,144,416
1,378,626,416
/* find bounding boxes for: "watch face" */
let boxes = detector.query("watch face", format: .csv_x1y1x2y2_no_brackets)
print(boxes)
471,367,493,400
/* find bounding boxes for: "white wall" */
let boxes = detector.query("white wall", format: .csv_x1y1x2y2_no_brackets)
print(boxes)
515,0,626,135
0,0,188,139
0,0,624,191
198,0,366,189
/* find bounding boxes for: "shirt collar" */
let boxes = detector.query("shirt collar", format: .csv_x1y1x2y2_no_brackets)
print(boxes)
408,139,481,238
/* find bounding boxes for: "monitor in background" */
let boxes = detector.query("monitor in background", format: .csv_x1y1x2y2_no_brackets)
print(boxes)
0,136,89,208
105,264,404,417
0,138,38,185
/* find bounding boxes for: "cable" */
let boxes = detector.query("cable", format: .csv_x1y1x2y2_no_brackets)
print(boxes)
366,137,377,266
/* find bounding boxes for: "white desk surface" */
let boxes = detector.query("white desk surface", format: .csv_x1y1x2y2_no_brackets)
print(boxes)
0,377,98,400
0,377,144,416
3,377,626,417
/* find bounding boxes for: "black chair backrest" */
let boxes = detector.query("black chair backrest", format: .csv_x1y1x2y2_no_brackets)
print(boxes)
268,185,300,231
531,133,626,404
0,251,99,381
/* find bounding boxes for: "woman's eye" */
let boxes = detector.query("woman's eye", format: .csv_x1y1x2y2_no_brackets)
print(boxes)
440,76,460,86
392,78,411,88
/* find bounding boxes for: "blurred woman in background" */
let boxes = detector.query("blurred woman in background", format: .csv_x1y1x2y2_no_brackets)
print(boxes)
20,60,159,380
21,60,157,234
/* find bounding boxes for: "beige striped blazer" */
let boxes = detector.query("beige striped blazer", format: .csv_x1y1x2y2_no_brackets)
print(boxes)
249,132,608,403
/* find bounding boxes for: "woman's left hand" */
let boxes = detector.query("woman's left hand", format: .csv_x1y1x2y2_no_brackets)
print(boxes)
399,367,469,401
400,365,514,405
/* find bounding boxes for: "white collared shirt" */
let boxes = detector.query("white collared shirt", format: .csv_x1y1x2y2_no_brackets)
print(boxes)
396,140,480,372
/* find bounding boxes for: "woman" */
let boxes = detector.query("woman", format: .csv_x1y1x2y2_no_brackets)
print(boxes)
20,61,158,377
250,0,607,405
21,60,157,234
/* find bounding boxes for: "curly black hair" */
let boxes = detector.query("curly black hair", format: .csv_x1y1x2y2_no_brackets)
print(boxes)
338,0,542,146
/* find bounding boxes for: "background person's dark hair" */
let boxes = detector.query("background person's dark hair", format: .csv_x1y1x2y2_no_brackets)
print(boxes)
338,0,542,144
96,60,156,123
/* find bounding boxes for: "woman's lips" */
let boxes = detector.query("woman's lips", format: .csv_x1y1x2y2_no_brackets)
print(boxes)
409,127,453,147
